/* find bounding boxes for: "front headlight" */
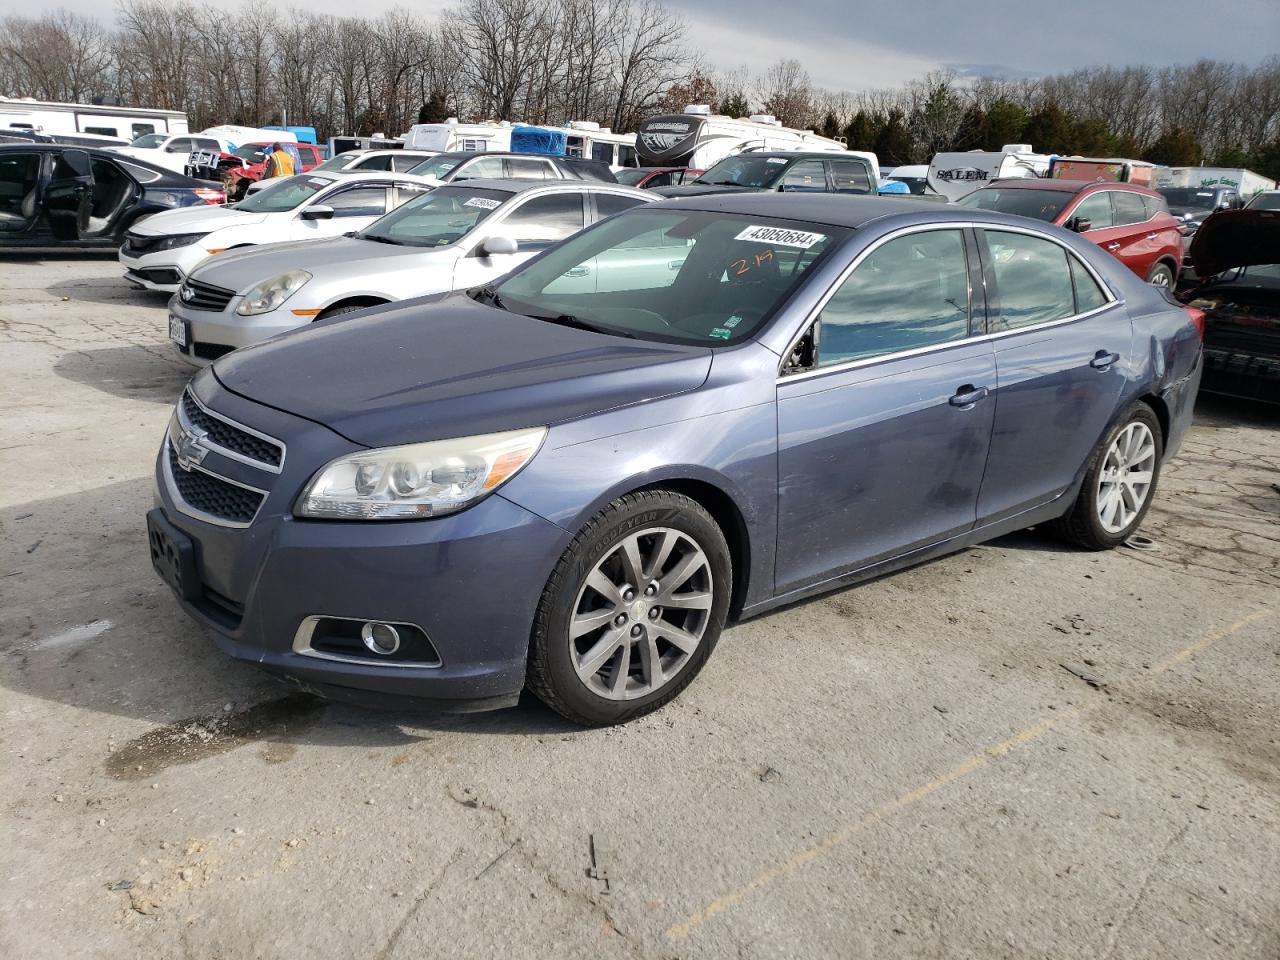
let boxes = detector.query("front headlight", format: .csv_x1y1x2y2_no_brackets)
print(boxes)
236,270,311,316
294,427,547,520
153,232,208,251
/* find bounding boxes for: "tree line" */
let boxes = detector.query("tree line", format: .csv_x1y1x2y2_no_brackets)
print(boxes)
2,4,1279,178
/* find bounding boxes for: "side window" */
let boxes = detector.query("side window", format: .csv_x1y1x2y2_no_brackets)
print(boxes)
1070,257,1108,314
164,138,191,153
500,193,585,248
455,155,505,180
1068,192,1114,230
594,193,647,220
1141,193,1168,219
358,154,393,171
132,123,155,138
507,157,553,180
984,230,1076,330
192,138,219,152
781,160,827,192
645,172,672,188
1112,191,1148,226
323,186,388,217
829,160,873,195
816,229,971,366
391,154,424,172
0,152,41,227
591,142,614,164
393,182,432,206
84,126,118,137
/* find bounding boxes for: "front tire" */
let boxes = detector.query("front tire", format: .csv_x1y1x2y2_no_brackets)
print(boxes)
1050,402,1163,550
527,490,731,726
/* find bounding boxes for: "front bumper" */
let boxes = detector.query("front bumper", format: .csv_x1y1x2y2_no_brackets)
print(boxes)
168,295,307,367
120,243,211,293
1202,346,1280,404
149,375,571,709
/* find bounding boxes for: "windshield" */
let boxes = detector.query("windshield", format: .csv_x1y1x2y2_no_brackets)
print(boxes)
311,153,357,172
236,174,332,213
694,156,790,189
360,186,510,247
493,209,847,345
957,188,1074,222
1247,193,1280,210
233,144,269,163
406,154,468,179
131,134,166,149
1160,188,1218,211
614,169,649,186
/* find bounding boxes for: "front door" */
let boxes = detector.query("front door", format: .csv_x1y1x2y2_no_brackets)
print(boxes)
0,150,42,235
775,227,996,592
45,149,94,241
974,227,1131,524
454,192,588,292
290,184,390,241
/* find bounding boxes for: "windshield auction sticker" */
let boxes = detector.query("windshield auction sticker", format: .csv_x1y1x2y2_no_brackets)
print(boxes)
464,197,501,209
734,225,826,248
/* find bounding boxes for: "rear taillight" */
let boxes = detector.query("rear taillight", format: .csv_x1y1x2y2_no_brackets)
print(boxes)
194,187,225,205
1184,305,1205,339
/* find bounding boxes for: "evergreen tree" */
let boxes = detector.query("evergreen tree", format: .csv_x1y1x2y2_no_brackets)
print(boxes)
820,110,841,140
417,89,450,125
1145,127,1202,166
873,110,913,165
843,110,878,150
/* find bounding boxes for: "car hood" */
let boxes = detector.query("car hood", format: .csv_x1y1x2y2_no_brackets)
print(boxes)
1189,209,1280,276
212,296,713,448
131,205,269,236
190,235,437,292
652,183,759,198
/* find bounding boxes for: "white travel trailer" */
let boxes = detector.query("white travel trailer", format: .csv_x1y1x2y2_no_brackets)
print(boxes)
926,144,1052,201
557,121,637,169
635,105,850,172
0,97,188,140
403,119,512,153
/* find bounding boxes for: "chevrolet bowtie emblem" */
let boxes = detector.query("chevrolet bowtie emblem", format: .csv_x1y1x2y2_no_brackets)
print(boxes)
175,427,209,471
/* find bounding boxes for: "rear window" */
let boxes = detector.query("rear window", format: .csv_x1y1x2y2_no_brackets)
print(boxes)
957,188,1075,222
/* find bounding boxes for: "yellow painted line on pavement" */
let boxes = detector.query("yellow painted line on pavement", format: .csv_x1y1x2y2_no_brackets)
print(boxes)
666,608,1272,942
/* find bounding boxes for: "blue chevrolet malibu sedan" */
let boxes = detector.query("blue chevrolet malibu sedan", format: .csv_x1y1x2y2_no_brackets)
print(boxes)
147,195,1202,725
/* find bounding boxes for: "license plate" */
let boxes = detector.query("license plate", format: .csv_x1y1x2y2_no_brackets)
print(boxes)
169,314,188,347
146,508,200,600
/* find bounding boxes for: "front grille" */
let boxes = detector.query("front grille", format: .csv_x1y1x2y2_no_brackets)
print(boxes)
167,446,265,525
129,267,182,285
124,232,164,254
179,390,283,468
179,278,235,312
194,586,245,630
193,342,236,361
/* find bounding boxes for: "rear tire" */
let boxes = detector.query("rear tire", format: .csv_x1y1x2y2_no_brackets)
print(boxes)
527,490,731,726
1050,402,1163,550
1146,262,1175,287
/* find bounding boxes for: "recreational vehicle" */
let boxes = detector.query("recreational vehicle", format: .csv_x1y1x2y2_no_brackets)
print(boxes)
926,145,1053,201
0,97,188,141
635,105,850,172
403,120,513,153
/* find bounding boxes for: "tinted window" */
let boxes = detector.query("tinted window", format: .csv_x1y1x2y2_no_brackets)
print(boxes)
614,169,648,186
453,156,505,180
507,157,554,180
356,154,394,171
131,123,156,138
1247,193,1280,210
192,138,220,152
324,186,388,217
957,188,1075,222
591,142,614,164
781,160,827,192
1071,256,1108,313
391,154,425,171
165,138,191,153
645,171,672,188
984,230,1075,330
84,126,118,137
0,152,40,227
816,229,971,365
1112,191,1148,226
502,193,585,246
1069,192,1113,230
595,193,648,219
830,159,873,194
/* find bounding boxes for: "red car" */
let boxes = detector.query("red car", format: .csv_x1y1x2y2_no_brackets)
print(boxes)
217,142,324,200
614,166,703,189
958,179,1184,286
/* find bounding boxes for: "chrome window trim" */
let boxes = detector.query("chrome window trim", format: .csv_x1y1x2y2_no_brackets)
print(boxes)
1065,188,1161,228
776,220,1121,383
291,615,443,669
178,387,286,474
161,435,268,529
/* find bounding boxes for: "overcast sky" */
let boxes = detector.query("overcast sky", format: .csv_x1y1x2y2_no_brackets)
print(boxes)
4,0,1277,91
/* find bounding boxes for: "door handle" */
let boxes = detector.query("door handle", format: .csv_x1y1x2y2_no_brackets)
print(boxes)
564,266,590,277
949,385,989,407
1146,233,1159,241
1090,350,1120,370
668,259,685,271
1106,242,1121,251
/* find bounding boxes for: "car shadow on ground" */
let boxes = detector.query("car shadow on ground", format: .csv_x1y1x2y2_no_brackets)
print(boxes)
0,477,581,770
53,344,194,404
46,277,170,308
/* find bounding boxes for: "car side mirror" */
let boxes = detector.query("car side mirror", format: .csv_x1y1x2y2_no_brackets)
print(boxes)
1068,216,1092,233
480,234,518,256
301,205,335,220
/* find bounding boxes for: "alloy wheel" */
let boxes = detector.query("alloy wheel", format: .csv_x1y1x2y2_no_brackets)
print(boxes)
569,526,714,701
1096,421,1157,533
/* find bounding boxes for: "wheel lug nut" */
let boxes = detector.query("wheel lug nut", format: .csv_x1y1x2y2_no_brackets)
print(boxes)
644,584,657,596
649,607,660,619
630,625,642,637
614,614,627,627
623,589,635,601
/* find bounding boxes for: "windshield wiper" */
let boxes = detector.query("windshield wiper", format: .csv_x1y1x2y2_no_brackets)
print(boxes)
359,234,402,245
469,284,507,310
527,313,636,339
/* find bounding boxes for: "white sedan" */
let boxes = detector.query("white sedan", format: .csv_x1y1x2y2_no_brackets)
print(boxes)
119,171,437,292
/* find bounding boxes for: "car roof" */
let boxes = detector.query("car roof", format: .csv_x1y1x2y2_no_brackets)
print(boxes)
649,192,940,227
985,178,1160,197
447,177,650,198
731,151,857,161
318,170,439,185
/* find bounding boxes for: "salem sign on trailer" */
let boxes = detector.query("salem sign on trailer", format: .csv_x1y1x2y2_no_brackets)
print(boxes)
926,145,1052,201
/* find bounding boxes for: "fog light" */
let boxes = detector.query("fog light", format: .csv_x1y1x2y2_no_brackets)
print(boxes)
360,621,401,655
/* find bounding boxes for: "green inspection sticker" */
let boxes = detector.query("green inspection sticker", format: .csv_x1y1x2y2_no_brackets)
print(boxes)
709,327,732,340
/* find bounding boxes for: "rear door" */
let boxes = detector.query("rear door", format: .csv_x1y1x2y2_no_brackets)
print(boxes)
0,150,42,236
827,158,874,195
775,227,997,591
974,227,1130,524
778,159,829,193
1109,190,1163,279
505,157,557,181
45,149,94,241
